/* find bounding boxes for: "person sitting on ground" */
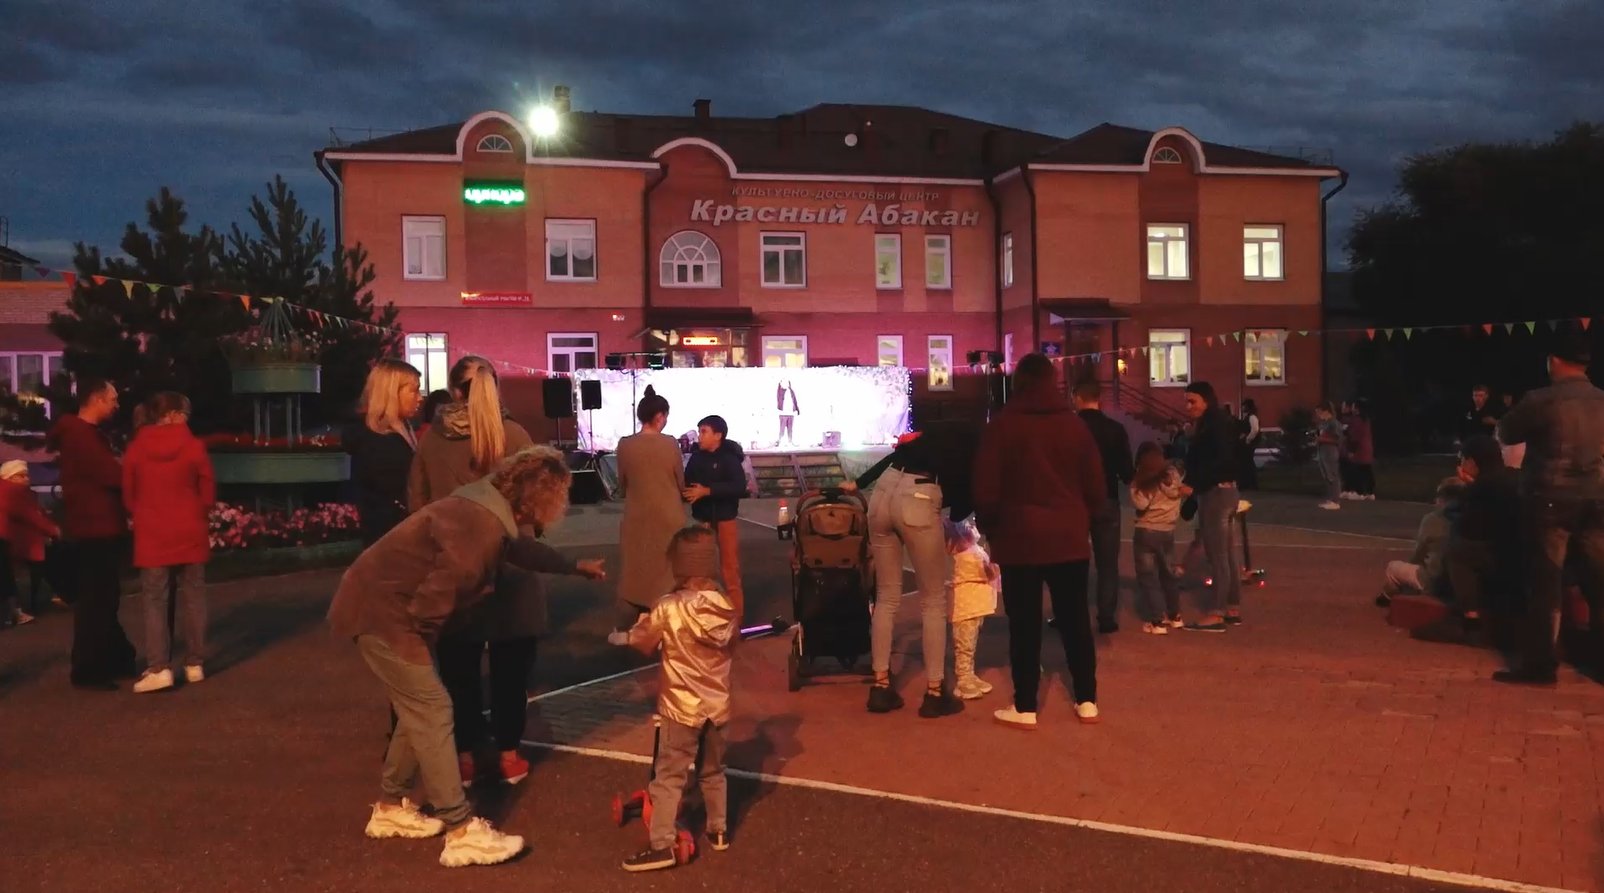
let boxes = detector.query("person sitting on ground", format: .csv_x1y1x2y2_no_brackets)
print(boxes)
327,446,604,868
0,460,58,628
945,517,998,700
618,526,739,872
1130,442,1189,634
1376,476,1465,607
1422,436,1520,645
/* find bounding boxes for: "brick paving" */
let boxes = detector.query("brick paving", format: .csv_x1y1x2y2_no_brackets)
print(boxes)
529,527,1604,892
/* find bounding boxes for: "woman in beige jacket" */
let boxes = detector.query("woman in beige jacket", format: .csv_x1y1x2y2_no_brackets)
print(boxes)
607,386,688,642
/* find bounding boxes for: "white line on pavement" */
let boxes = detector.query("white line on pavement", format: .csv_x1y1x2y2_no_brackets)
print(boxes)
519,739,1582,893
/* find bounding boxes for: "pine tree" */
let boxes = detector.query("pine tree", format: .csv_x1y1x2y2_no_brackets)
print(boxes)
217,176,400,427
47,189,244,433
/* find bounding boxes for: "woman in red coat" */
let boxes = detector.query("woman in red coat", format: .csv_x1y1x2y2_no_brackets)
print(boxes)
0,460,59,626
123,392,216,693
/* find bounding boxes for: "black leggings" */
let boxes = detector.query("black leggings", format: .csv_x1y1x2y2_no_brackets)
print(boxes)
437,636,541,754
1351,463,1375,497
1001,560,1095,711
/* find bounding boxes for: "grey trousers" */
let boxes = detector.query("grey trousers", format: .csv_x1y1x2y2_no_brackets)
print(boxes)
141,564,207,672
356,634,473,829
649,719,727,850
867,466,950,684
1131,527,1180,623
1318,449,1341,501
1196,485,1242,615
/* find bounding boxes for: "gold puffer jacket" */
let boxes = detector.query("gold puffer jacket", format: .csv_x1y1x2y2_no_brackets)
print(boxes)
627,586,738,727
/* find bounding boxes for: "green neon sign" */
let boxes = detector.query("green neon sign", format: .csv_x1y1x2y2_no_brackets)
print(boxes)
463,183,526,205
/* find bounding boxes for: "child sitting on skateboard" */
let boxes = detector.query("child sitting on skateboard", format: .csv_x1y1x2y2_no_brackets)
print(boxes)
619,526,739,871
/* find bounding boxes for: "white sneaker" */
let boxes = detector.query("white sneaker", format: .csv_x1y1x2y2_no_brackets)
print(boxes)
1364,494,1377,501
439,817,525,867
1339,491,1357,500
1075,702,1101,724
955,678,987,700
1318,501,1341,510
606,630,629,646
12,610,34,626
184,664,205,684
132,668,174,693
993,707,1038,730
1141,622,1169,635
365,798,445,839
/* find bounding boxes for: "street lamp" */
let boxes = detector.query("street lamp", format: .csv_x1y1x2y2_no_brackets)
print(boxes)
529,105,559,139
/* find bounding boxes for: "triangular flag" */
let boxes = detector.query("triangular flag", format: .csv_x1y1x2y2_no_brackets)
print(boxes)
33,266,49,279
1402,328,1413,339
122,280,136,298
1230,332,1240,342
1205,336,1214,346
1383,329,1395,339
1547,319,1558,331
92,275,108,286
1483,324,1494,335
239,295,250,311
1365,329,1375,339
1297,330,1309,337
1140,346,1149,357
1091,353,1101,364
60,272,76,289
1583,318,1593,331
1503,323,1515,335
1524,321,1536,334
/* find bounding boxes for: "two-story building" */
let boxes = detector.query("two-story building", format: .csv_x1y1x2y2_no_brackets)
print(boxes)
317,90,1340,424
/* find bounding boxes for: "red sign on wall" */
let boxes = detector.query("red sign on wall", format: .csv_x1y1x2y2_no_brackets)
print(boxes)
460,292,532,307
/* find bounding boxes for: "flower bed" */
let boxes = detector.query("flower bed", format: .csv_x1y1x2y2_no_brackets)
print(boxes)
223,330,326,367
208,502,361,551
203,432,342,452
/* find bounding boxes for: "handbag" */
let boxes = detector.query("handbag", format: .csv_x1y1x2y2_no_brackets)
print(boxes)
1180,494,1199,523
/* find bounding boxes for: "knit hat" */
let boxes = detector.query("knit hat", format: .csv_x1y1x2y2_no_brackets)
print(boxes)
0,460,28,481
668,528,722,583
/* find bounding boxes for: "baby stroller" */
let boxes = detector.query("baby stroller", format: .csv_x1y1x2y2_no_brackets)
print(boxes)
779,488,874,692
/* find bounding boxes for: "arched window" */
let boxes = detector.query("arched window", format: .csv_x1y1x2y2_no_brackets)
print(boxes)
659,231,721,287
476,134,514,153
1153,146,1183,164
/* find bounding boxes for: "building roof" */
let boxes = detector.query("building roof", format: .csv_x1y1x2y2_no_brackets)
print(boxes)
0,244,40,267
324,103,1334,180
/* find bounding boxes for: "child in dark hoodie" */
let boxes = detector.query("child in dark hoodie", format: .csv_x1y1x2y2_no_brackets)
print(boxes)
123,392,215,693
620,526,738,872
681,414,748,616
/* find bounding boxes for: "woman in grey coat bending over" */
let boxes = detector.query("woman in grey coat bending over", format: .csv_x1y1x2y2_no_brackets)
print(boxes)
608,386,688,643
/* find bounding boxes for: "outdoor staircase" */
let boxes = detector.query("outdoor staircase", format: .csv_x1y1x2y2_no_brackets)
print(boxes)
745,452,847,498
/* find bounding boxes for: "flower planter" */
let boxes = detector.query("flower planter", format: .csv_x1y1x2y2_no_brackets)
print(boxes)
230,362,322,395
211,451,351,484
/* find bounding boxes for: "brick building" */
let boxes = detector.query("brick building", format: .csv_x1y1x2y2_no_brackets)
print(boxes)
317,92,1342,427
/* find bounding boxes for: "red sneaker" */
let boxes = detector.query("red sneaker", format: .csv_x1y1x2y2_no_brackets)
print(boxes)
499,750,530,785
458,753,477,789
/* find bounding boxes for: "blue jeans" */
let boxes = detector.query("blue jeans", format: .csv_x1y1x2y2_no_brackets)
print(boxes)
1197,485,1241,615
1131,528,1180,623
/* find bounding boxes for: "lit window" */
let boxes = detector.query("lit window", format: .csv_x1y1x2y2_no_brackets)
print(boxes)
876,335,903,367
405,333,449,393
1244,225,1284,280
546,219,596,281
659,231,721,288
1245,329,1287,385
762,336,808,368
1148,329,1190,386
0,351,66,422
875,234,902,289
1001,233,1014,288
548,332,599,374
1153,147,1183,164
925,235,952,289
761,233,806,288
928,335,954,391
1146,224,1189,280
476,134,514,153
402,217,445,281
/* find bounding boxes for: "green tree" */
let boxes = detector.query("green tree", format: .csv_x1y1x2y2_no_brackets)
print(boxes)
217,176,400,427
47,189,244,433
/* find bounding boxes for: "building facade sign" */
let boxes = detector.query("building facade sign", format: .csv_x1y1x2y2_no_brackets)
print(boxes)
690,199,980,228
460,291,532,306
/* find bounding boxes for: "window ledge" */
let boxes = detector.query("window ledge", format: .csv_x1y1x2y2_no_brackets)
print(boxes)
1147,275,1191,282
1244,276,1286,282
760,282,808,289
660,282,722,289
545,276,598,283
1244,380,1288,387
1150,381,1190,388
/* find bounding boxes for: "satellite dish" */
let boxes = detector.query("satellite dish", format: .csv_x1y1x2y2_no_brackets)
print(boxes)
844,133,858,147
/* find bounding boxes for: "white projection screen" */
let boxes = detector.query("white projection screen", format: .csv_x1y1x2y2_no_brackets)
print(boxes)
571,366,911,452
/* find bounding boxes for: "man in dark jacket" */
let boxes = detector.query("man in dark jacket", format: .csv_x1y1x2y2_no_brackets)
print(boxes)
1073,380,1134,633
1494,332,1604,685
1461,384,1504,445
974,353,1107,729
682,414,749,614
48,376,136,691
328,447,604,867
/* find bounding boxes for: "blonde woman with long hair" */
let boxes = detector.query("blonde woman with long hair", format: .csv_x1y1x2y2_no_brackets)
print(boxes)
409,354,540,789
345,358,423,546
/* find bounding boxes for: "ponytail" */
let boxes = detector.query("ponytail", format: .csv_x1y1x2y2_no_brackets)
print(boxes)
448,355,506,471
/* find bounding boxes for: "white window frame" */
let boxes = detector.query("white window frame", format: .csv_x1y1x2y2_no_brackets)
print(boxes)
1146,224,1189,280
760,232,807,288
1148,329,1191,388
1244,329,1288,386
547,332,599,375
761,335,809,368
402,216,446,281
876,335,904,367
874,234,902,289
545,218,597,282
1001,232,1014,288
1153,147,1184,164
659,230,721,288
1243,225,1284,281
924,234,953,290
405,333,449,393
476,134,514,153
0,351,66,422
927,335,955,392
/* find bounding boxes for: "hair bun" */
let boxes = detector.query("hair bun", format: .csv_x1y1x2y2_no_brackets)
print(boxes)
643,384,657,398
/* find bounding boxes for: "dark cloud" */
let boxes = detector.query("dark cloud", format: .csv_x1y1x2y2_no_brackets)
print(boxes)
1,0,1599,268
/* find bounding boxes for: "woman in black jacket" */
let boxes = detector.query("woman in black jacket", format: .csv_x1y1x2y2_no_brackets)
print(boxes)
344,359,423,546
1181,381,1241,631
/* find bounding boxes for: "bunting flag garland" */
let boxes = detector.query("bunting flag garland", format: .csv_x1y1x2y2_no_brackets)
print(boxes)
1524,321,1537,334
1585,319,1593,331
122,280,136,298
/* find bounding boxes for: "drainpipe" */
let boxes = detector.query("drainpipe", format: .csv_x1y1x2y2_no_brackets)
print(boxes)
315,150,343,250
1022,167,1041,355
1319,169,1349,400
642,163,668,354
983,175,1004,352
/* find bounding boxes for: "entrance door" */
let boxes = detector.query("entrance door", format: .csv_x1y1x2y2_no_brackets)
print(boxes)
1064,322,1105,381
